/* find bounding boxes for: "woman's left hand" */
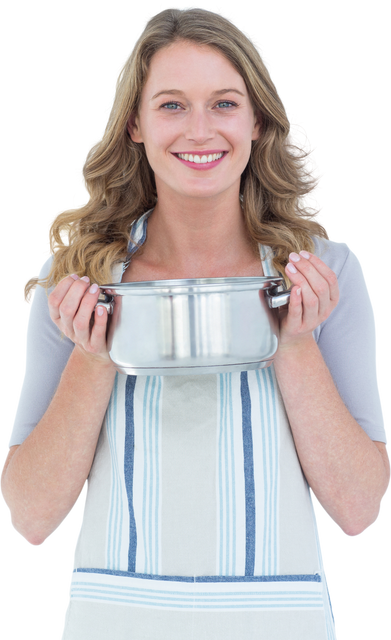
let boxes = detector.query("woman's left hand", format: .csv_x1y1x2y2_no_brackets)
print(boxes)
278,250,339,350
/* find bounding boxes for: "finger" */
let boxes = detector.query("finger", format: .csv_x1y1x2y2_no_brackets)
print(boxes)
286,260,320,328
73,284,100,344
285,284,303,334
48,274,80,322
295,254,339,324
287,258,330,304
58,276,90,321
298,251,339,304
89,305,110,354
55,279,89,342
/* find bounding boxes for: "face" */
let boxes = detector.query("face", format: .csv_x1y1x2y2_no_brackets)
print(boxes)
128,41,260,202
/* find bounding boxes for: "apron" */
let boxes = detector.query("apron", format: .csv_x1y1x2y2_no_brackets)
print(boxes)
62,212,336,640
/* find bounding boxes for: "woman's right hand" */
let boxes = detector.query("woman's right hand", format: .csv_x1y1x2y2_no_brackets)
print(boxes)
48,274,112,365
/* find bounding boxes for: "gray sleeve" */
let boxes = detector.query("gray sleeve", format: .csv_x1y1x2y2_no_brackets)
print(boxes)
312,238,386,443
8,258,75,446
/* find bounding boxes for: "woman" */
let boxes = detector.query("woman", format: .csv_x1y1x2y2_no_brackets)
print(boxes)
2,7,389,640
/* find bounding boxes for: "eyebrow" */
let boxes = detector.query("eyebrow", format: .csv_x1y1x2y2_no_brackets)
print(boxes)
151,88,245,100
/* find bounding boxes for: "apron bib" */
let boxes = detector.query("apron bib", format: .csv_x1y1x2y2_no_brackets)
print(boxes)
62,216,336,639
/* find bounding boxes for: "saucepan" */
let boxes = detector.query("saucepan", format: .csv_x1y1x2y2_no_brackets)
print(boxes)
97,277,290,375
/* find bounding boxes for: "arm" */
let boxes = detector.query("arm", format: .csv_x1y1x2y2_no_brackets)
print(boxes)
274,252,390,537
274,337,389,535
2,348,116,545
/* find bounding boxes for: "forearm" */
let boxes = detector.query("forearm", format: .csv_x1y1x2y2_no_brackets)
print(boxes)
274,336,389,535
1,347,116,544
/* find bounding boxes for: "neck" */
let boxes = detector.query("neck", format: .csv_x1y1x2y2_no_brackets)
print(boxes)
143,189,257,276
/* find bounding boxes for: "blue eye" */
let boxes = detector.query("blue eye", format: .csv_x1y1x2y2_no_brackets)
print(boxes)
160,100,238,111
160,102,179,111
217,101,236,108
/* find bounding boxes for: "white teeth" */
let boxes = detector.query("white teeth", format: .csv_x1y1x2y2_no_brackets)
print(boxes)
177,152,224,164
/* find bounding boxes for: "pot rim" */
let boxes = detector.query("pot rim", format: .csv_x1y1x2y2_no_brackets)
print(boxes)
99,276,284,296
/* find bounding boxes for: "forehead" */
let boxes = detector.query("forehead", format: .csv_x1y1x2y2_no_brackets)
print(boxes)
143,41,248,96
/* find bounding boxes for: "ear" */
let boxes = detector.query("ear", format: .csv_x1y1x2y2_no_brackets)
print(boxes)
127,113,143,143
251,112,262,141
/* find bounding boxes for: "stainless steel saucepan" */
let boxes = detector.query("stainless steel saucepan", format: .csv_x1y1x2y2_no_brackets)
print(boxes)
98,276,290,375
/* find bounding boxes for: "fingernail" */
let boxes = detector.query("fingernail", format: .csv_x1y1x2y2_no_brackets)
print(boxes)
299,251,310,259
70,274,79,280
96,306,104,316
287,263,297,274
296,287,302,296
81,276,90,283
289,252,300,263
89,283,99,294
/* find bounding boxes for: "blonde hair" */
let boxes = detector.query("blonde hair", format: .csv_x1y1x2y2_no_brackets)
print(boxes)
26,7,327,299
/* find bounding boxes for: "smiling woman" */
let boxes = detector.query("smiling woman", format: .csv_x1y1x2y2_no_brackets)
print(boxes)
22,7,327,293
1,7,388,640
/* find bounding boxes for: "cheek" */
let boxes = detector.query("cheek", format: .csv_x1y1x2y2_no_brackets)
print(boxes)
143,118,179,157
226,117,256,148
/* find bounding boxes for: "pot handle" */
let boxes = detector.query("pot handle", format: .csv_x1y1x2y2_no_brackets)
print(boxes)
96,292,115,315
266,286,291,309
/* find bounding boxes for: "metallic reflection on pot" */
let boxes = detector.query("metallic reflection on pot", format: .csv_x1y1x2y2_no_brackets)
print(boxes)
99,277,290,375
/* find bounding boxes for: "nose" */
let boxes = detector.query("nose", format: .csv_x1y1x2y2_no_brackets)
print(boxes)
185,108,215,145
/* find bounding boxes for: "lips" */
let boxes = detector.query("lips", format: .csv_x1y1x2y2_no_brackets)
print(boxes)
173,151,227,170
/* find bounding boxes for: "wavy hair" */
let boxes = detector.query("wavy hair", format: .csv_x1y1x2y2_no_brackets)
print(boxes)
25,7,327,298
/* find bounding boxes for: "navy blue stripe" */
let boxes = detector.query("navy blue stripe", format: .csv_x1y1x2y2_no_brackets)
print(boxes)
74,568,322,583
240,371,256,576
125,375,137,572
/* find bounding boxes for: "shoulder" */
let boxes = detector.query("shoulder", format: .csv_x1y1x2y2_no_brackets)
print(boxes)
26,255,55,296
311,236,353,264
38,255,54,281
311,236,364,284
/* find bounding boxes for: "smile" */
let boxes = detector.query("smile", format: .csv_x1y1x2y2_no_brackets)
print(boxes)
173,151,227,170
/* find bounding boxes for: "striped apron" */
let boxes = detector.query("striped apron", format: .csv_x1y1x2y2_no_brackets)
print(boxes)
62,213,336,640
